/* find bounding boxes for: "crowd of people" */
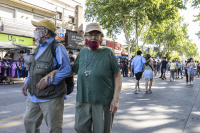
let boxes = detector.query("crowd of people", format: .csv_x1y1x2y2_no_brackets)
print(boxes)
129,53,200,95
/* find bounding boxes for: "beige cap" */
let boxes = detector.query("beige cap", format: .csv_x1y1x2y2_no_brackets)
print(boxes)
85,23,104,36
31,19,57,32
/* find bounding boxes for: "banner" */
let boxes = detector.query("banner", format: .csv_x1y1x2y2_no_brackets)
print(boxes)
0,33,33,46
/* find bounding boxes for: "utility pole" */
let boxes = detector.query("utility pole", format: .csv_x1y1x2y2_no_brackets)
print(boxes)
55,7,57,25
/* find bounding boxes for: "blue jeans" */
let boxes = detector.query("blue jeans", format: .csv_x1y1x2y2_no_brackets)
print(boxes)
162,68,167,73
122,67,128,77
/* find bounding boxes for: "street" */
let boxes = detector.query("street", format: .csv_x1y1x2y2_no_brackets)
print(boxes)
0,75,200,133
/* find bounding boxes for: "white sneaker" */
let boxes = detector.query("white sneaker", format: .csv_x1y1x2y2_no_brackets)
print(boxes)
134,89,138,94
188,82,190,85
191,82,193,84
138,88,141,92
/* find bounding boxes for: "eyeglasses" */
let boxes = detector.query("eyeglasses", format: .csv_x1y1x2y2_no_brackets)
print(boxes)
35,27,45,31
85,34,101,38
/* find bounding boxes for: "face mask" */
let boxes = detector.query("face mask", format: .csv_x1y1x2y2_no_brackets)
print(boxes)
34,30,43,42
86,39,101,50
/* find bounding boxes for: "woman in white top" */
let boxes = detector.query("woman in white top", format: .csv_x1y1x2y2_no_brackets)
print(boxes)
187,58,196,84
143,54,156,94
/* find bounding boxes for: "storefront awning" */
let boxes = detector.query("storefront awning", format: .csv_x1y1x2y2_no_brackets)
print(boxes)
0,42,27,49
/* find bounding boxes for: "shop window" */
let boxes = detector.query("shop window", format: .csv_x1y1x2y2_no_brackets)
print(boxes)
56,12,62,20
68,16,75,24
0,6,15,18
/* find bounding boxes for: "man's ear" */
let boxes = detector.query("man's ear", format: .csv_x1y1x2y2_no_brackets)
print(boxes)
44,29,49,36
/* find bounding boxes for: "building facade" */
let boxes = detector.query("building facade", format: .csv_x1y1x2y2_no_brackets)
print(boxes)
0,0,83,47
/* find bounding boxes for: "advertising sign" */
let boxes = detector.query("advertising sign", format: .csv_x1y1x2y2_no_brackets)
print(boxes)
0,33,33,46
55,28,66,41
106,41,115,49
65,32,84,50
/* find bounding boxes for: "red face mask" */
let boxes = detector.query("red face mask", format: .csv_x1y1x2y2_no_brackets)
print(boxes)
86,39,101,50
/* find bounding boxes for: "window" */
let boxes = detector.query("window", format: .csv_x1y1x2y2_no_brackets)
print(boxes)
68,16,75,24
33,15,44,22
56,12,62,20
0,6,15,18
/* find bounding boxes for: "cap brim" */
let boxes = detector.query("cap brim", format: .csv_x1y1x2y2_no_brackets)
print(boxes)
85,28,102,34
31,20,42,27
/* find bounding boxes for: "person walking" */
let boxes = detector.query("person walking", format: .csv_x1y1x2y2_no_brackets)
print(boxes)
143,54,156,94
42,22,122,133
68,51,75,66
160,57,168,80
159,58,164,78
169,59,177,81
177,60,183,79
122,58,128,77
157,59,161,76
187,58,195,85
197,61,200,78
194,61,197,77
23,49,31,77
131,50,146,94
153,58,157,76
21,19,72,133
184,60,189,83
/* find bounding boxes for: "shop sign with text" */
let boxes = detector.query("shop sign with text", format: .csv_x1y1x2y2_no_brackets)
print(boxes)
0,34,33,46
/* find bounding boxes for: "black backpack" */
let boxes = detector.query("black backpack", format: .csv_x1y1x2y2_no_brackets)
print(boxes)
51,40,74,95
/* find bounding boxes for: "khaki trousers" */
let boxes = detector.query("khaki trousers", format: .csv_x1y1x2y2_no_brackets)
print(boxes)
23,96,64,133
75,102,114,133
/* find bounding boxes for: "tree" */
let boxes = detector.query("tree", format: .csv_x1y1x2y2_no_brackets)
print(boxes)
85,0,186,59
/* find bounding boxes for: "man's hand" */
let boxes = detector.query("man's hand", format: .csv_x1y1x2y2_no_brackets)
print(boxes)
40,70,58,84
21,84,28,96
110,99,119,114
36,79,48,91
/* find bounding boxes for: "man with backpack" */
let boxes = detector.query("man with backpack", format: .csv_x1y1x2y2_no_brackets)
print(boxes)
21,19,72,133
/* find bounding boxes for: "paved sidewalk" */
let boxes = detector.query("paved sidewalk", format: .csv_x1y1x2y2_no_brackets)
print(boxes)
0,75,200,133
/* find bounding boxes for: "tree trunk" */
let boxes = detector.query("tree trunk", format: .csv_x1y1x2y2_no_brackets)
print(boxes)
123,19,131,59
141,24,153,53
161,31,168,58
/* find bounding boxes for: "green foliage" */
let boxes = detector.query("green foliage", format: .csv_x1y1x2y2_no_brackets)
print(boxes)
85,0,186,58
145,48,158,57
166,51,182,61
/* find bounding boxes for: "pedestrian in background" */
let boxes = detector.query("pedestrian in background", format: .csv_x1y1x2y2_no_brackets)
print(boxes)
197,61,200,78
169,59,177,81
131,50,146,94
177,60,183,79
68,51,75,66
157,59,161,76
187,58,195,85
122,58,128,77
21,19,72,133
160,57,168,80
143,54,156,94
194,61,197,77
159,57,164,78
23,49,31,77
153,58,157,76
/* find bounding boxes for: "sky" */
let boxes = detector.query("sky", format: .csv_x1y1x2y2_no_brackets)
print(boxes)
80,1,200,54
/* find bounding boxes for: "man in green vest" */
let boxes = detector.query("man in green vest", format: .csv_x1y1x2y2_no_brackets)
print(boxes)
21,19,72,133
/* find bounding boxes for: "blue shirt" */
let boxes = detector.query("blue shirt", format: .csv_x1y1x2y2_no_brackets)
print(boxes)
157,62,161,69
131,55,146,73
25,37,72,103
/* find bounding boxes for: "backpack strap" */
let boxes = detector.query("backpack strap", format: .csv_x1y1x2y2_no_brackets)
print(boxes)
51,39,66,69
